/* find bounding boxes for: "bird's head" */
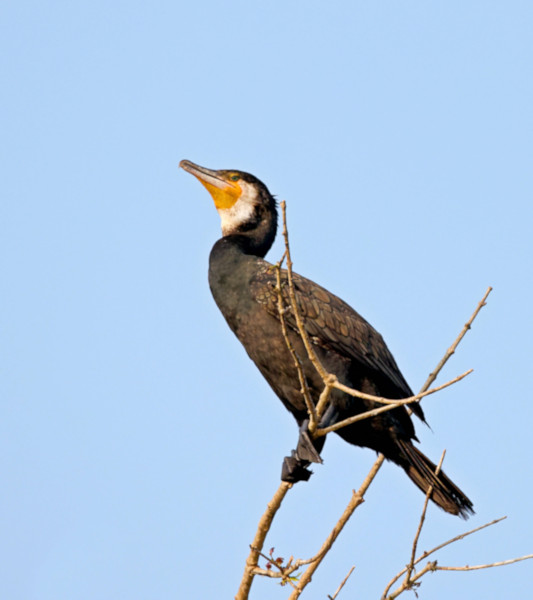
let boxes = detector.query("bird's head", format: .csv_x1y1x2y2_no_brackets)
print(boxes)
180,159,277,256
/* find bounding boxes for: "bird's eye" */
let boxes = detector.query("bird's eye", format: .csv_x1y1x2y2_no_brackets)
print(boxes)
229,174,240,181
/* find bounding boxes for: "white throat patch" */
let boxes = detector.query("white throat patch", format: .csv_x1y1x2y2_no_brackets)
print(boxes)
218,180,259,235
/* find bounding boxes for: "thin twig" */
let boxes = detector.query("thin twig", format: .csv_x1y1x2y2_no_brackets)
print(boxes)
391,560,437,596
405,287,491,418
328,565,356,600
383,451,447,599
316,370,472,436
414,517,508,567
436,554,533,571
381,517,520,599
407,451,446,579
274,257,318,428
384,552,533,600
421,286,492,394
331,370,471,405
280,201,331,425
249,548,299,589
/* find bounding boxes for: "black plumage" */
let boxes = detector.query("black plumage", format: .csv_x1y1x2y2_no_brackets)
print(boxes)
180,159,473,518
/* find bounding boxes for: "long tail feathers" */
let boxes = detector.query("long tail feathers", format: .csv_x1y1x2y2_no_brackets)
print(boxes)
397,440,474,519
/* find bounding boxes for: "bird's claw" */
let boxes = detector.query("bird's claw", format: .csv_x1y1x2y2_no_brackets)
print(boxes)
280,420,324,483
294,423,323,464
281,452,313,482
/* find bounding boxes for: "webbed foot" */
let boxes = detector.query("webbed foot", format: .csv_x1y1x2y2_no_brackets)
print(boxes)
281,452,313,482
294,419,323,463
280,420,325,483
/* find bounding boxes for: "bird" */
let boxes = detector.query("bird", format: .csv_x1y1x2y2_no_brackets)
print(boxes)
180,159,474,518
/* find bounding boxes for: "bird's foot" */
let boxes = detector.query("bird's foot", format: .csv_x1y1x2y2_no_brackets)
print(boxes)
281,452,313,483
294,420,323,464
280,420,324,483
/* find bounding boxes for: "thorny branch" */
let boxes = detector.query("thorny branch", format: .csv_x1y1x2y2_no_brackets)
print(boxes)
235,202,496,600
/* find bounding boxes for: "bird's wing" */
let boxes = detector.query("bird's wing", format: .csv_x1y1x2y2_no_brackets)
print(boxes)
251,262,414,399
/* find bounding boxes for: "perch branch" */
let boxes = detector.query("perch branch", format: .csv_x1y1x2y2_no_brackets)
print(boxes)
287,455,386,599
235,482,292,600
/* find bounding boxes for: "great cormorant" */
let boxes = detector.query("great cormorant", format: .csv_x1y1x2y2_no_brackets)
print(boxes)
180,159,473,518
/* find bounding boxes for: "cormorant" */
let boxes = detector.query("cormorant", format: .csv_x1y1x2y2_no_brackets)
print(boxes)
180,159,473,518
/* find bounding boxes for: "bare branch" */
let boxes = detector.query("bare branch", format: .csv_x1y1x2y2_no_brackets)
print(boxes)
381,519,503,599
235,482,292,600
407,451,446,576
273,257,318,429
421,286,492,394
279,200,331,428
316,370,472,436
414,516,507,565
397,560,438,594
437,554,533,571
380,516,531,599
286,455,386,599
249,548,299,589
328,565,355,600
383,552,533,600
382,452,447,599
331,369,472,405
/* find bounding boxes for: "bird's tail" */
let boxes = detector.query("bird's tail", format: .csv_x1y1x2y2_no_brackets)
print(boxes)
397,440,474,518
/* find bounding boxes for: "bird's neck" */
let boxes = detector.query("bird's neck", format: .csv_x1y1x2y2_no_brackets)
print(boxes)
208,236,263,282
217,201,277,259
208,206,277,323
208,236,266,329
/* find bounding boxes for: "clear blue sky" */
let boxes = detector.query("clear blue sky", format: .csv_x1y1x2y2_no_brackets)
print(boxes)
1,1,532,598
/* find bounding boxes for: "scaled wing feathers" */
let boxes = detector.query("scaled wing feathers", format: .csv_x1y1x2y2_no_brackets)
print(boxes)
251,263,414,400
